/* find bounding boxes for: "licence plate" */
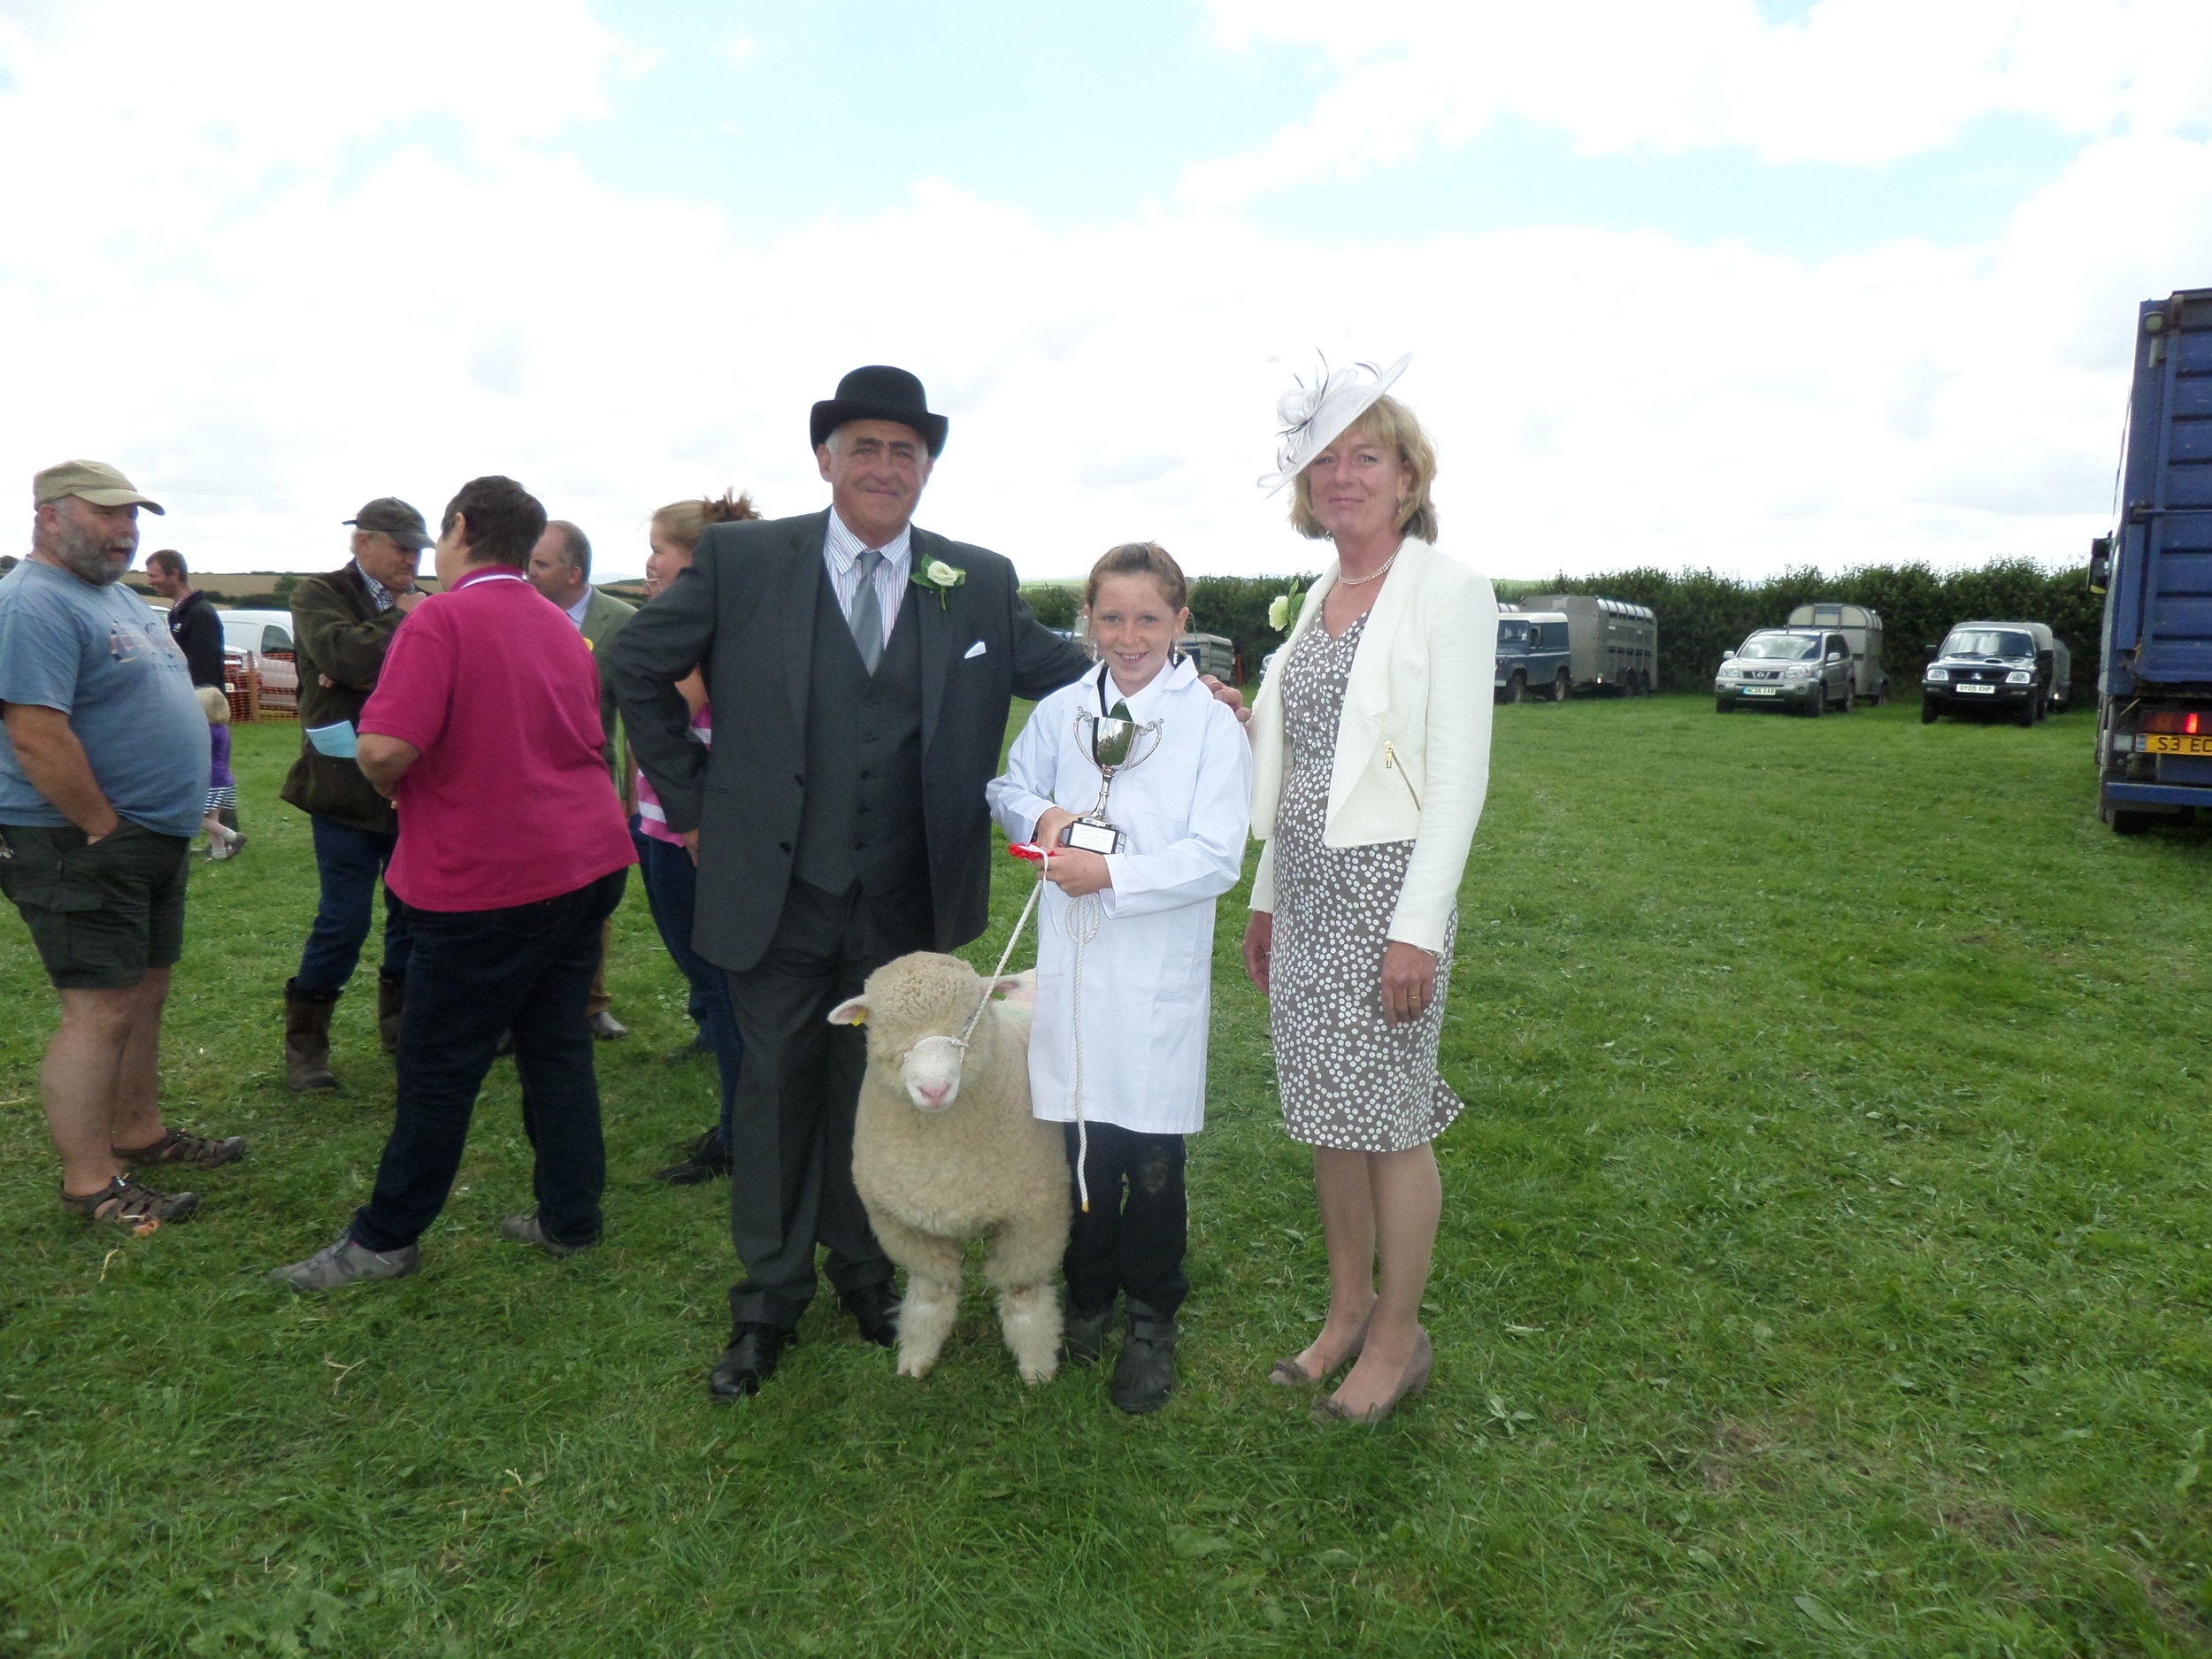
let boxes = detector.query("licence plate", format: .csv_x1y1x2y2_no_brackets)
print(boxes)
1742,687,1778,696
1956,684,1994,695
2146,733,2212,756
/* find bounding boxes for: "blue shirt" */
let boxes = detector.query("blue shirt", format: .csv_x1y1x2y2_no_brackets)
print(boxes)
0,560,211,838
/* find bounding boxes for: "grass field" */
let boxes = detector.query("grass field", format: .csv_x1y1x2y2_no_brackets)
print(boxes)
5,699,2212,1657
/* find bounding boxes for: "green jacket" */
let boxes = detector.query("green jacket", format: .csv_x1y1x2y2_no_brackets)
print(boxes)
578,586,635,786
278,564,406,834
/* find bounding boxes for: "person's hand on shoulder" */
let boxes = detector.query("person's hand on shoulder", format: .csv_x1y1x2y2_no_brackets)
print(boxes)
1200,674,1249,724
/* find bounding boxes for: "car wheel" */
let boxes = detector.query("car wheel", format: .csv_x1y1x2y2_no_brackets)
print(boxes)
1506,672,1526,704
1715,697,1732,714
1550,670,1571,703
1803,687,1823,718
2016,696,2037,729
1920,699,1939,725
1833,680,1852,713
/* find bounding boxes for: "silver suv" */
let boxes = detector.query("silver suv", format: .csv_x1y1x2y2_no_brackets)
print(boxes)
1714,629,1855,717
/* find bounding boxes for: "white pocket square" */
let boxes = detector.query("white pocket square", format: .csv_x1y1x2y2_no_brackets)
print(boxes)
963,640,987,660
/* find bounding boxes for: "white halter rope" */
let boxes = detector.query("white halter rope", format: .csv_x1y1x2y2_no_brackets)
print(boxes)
912,842,1102,1213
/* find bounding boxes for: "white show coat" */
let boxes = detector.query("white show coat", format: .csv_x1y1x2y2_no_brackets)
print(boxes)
987,655,1253,1134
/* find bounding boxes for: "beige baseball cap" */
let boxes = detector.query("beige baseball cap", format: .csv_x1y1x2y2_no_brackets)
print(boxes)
34,459,165,514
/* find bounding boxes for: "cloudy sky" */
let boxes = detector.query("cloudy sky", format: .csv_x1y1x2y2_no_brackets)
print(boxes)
3,0,2208,581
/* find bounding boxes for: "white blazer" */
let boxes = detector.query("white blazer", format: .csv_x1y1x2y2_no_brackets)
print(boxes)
1248,537,1497,956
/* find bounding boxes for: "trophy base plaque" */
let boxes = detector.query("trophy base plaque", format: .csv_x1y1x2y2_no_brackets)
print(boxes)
1058,819,1122,856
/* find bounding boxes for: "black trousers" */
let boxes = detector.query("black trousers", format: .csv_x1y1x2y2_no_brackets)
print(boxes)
351,868,625,1254
721,877,931,1331
1063,1122,1188,1319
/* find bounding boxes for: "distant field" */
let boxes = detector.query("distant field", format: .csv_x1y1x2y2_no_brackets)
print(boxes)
4,700,2211,1656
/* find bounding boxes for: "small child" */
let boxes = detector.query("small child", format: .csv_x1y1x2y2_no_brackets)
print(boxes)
196,687,242,859
986,542,1252,1413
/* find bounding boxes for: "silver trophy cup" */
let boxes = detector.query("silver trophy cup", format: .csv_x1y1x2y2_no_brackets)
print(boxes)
1061,706,1164,855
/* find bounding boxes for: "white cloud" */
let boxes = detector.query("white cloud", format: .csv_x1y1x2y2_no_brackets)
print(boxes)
1182,0,2212,205
1,2,2203,596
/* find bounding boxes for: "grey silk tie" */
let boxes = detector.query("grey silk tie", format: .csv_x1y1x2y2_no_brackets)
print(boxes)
849,549,885,673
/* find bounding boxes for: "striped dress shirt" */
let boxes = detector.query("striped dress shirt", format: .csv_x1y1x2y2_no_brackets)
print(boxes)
822,510,911,652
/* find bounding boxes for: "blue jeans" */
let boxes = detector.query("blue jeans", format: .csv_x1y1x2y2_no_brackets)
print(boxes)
350,868,626,1254
633,827,741,1150
295,816,412,997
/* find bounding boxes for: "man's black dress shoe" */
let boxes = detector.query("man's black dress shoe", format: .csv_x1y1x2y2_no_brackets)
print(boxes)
841,1283,902,1348
707,1323,790,1399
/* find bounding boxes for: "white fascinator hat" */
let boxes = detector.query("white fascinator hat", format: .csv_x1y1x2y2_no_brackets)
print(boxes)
1257,353,1411,495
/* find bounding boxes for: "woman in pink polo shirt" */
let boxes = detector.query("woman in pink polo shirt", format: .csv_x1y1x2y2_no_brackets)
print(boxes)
266,475,636,1291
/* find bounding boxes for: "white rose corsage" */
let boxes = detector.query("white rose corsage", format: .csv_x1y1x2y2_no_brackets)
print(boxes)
1267,578,1307,633
911,557,967,609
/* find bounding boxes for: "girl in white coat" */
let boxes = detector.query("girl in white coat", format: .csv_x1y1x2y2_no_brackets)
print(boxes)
987,542,1252,1413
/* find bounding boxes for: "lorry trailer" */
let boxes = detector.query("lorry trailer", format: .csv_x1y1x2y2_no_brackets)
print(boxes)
2091,286,2212,833
1513,595,1659,696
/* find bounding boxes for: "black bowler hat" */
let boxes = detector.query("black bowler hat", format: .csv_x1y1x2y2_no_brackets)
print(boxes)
810,365,949,458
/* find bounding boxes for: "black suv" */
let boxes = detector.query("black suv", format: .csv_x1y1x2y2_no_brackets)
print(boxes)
1921,622,2047,726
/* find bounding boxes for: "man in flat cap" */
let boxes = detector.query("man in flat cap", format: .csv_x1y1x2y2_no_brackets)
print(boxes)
276,497,431,1091
0,461,247,1229
613,365,1099,1398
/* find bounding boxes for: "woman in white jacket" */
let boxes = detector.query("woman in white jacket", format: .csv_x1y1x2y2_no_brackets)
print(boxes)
1241,361,1495,1425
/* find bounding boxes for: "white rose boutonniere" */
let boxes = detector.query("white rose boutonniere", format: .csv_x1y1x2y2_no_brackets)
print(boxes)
911,557,967,610
1267,578,1307,633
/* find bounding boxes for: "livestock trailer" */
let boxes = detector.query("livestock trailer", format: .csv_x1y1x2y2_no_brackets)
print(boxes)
1786,602,1888,703
1514,595,1659,696
2091,286,2212,833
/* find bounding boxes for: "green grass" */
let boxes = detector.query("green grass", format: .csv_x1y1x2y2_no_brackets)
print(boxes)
5,701,2212,1657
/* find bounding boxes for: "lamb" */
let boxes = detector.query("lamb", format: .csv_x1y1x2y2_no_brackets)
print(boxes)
830,952,1070,1383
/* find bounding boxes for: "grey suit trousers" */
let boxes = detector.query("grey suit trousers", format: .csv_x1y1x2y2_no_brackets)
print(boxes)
723,875,932,1330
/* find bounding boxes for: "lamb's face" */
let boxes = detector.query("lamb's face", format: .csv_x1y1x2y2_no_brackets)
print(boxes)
899,1032,968,1113
827,952,1007,1116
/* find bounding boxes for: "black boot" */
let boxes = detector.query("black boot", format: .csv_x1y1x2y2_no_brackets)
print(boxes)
282,979,340,1093
1062,1299,1116,1370
375,973,405,1056
1110,1300,1178,1415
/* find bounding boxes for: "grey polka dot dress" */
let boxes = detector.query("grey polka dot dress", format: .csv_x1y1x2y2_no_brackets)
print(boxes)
1270,613,1463,1152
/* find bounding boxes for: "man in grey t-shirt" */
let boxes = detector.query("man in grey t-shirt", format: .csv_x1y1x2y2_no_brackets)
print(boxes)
0,461,249,1232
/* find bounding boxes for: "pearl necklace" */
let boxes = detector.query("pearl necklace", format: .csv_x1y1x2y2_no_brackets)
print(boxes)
1335,549,1400,588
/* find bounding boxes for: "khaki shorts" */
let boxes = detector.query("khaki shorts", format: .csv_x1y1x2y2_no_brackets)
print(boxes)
0,822,189,990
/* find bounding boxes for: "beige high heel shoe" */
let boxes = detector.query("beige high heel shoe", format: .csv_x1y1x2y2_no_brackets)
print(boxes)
1311,1329,1432,1425
1267,1308,1376,1388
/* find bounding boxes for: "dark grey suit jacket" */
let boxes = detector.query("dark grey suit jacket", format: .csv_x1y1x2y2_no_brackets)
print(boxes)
610,509,1090,973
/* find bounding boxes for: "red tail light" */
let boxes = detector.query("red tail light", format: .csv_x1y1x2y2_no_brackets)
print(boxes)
2142,710,2206,734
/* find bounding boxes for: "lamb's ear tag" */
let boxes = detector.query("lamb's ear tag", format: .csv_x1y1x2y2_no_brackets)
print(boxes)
826,997,868,1026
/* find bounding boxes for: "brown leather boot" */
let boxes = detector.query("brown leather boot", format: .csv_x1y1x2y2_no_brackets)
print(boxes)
376,973,405,1055
283,979,340,1093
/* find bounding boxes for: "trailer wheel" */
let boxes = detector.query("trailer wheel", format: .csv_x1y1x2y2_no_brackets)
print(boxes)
1875,681,1890,706
1505,672,1526,704
1550,669,1571,703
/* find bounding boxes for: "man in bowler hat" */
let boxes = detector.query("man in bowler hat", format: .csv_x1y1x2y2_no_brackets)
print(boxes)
612,366,1096,1397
